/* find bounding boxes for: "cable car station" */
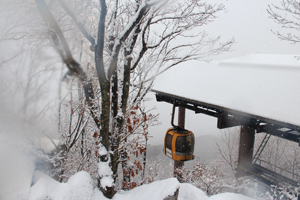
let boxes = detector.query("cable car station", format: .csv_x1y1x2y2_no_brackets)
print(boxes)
153,54,300,188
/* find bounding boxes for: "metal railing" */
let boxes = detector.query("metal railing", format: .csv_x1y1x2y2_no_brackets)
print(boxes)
255,158,300,182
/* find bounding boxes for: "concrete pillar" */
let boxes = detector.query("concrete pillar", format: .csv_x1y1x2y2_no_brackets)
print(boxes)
237,125,255,176
174,106,185,182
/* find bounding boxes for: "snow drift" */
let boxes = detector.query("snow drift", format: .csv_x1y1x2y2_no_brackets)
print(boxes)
22,171,255,200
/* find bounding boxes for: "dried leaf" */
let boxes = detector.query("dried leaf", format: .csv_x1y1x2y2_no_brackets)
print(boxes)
93,132,98,138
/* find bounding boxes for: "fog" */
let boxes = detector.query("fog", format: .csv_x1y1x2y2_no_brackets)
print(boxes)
146,0,300,145
0,0,300,198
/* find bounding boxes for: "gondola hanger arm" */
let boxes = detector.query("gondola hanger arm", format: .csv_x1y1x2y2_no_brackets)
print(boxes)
171,99,181,129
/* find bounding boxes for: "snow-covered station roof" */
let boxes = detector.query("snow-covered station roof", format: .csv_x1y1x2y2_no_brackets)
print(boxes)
153,54,300,142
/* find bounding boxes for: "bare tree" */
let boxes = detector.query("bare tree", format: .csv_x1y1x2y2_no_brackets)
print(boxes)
215,128,240,174
268,0,300,43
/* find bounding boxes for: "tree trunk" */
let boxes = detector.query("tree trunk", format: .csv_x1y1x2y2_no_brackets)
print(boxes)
121,55,132,188
110,69,119,179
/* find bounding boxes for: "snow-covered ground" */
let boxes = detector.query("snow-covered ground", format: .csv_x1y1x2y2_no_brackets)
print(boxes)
0,130,255,200
5,170,255,200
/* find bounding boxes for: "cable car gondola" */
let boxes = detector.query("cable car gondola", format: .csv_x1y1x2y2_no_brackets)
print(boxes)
163,101,195,161
164,127,195,161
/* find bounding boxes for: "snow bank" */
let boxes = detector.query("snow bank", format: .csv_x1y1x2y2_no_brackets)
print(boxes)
178,183,208,200
178,183,255,200
29,174,181,200
208,192,255,200
113,178,254,200
25,171,255,200
29,171,107,200
113,178,180,200
29,172,60,200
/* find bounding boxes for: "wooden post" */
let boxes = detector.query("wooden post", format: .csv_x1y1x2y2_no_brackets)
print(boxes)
174,106,185,182
237,125,255,177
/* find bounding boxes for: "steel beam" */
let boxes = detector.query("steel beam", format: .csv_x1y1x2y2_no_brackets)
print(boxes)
257,124,300,144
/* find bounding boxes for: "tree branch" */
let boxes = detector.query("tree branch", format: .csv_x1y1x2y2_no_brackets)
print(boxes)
268,1,300,43
58,0,95,45
107,3,151,79
35,0,100,129
35,0,86,81
95,0,107,84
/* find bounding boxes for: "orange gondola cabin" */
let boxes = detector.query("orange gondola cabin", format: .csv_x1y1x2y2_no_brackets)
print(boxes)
164,127,195,161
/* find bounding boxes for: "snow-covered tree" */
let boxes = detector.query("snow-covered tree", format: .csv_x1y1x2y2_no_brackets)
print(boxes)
177,158,239,196
2,0,234,198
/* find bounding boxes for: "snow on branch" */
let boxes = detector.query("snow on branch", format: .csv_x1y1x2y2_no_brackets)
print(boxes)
268,0,300,43
107,2,153,80
125,0,234,86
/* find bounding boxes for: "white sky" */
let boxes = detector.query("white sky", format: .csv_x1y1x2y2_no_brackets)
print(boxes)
147,0,300,145
206,0,300,60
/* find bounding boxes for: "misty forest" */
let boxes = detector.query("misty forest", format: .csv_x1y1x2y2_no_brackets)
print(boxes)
1,0,300,200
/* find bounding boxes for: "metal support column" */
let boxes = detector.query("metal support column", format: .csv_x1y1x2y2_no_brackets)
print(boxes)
174,106,185,182
237,125,255,177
